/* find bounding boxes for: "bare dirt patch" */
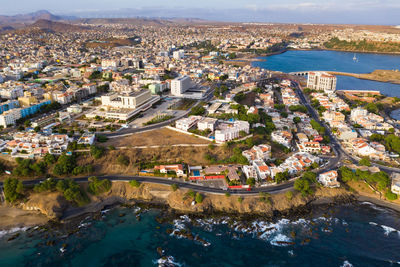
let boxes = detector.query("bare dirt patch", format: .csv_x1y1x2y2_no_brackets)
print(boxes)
105,128,211,147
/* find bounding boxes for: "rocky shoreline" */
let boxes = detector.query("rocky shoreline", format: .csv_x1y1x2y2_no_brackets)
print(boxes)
1,181,399,232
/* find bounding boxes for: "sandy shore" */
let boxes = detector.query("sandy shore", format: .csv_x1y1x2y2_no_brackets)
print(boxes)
0,204,49,230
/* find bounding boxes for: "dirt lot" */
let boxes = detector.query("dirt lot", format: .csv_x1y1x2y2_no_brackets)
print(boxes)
104,128,211,147
79,145,233,175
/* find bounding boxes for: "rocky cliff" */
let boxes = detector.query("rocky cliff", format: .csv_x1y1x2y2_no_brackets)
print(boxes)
19,182,354,220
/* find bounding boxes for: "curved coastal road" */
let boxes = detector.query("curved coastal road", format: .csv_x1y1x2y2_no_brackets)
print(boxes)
0,175,293,196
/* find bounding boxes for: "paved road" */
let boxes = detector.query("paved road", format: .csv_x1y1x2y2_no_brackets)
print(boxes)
103,106,194,138
0,175,294,196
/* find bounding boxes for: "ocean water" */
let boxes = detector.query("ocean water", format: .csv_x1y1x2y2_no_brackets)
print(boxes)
0,203,400,266
253,50,400,97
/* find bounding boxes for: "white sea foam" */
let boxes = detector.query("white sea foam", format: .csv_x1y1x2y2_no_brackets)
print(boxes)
341,260,353,267
270,234,292,247
380,225,400,236
369,222,400,237
154,256,183,267
0,227,28,238
101,209,110,214
78,222,91,229
360,202,386,212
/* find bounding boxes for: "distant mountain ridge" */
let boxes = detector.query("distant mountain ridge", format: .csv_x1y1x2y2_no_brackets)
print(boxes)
0,10,65,24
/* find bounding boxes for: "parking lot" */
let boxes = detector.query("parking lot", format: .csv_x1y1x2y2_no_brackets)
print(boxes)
195,179,227,189
129,98,186,128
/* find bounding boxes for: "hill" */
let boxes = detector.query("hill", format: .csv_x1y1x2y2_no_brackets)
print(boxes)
29,19,86,32
0,10,64,24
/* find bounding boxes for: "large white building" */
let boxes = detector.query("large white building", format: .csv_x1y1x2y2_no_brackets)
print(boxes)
173,50,185,60
101,90,152,109
197,117,218,131
215,121,250,143
307,72,337,94
101,60,119,70
175,116,202,131
171,76,192,96
0,109,21,128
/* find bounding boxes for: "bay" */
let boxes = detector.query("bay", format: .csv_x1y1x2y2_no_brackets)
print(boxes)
253,50,400,97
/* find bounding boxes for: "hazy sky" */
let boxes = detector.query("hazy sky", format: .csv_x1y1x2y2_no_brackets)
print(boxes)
2,0,400,24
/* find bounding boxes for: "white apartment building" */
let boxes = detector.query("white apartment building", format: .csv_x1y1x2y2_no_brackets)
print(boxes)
197,117,218,131
173,50,185,60
175,116,202,131
0,86,24,99
242,165,258,180
271,130,293,148
242,144,272,163
297,141,321,154
350,107,368,122
307,72,337,94
253,159,271,180
67,104,83,113
0,109,22,127
214,120,250,143
171,76,192,96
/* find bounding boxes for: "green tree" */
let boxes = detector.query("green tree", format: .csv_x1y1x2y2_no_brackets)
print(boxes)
294,179,312,197
116,154,130,166
259,192,271,204
87,176,112,195
302,172,317,184
275,170,289,184
237,196,243,203
365,103,378,114
43,153,56,166
186,189,196,198
90,145,105,159
246,177,256,186
195,192,204,203
34,178,57,192
3,178,24,203
385,190,398,201
171,184,179,191
129,180,141,188
359,158,371,167
339,166,356,182
285,190,294,200
53,153,77,176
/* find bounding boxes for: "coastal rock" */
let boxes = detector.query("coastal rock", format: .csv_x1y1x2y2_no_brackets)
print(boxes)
21,192,68,219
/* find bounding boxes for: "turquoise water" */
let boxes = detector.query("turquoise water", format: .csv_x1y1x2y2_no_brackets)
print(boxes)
253,50,400,97
1,203,400,266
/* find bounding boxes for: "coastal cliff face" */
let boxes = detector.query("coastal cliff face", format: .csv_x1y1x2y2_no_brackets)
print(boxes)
21,192,69,219
18,182,354,220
